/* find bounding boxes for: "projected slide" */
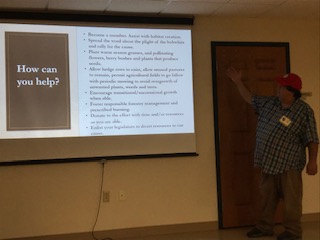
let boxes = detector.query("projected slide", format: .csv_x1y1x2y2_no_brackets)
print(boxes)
0,24,194,139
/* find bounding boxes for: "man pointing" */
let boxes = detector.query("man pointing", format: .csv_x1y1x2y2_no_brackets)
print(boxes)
226,67,319,240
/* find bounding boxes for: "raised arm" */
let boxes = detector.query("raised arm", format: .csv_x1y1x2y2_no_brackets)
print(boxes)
226,67,252,104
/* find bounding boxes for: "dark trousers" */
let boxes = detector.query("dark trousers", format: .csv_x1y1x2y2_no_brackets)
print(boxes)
256,170,303,237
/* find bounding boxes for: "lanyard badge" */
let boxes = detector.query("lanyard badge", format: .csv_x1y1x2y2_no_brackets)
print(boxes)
279,116,291,127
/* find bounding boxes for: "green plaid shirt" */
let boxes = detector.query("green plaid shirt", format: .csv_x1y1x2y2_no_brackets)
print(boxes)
252,96,319,175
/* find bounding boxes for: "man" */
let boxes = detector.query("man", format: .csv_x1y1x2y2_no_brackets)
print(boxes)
226,67,319,240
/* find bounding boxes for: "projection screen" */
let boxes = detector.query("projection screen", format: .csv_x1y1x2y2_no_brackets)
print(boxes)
0,17,196,165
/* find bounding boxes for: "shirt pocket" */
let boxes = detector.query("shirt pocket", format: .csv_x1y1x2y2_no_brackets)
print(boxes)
280,116,303,144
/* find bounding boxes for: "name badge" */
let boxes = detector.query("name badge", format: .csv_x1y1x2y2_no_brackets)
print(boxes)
279,116,291,127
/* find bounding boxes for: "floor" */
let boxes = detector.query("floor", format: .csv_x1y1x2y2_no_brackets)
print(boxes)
116,221,319,240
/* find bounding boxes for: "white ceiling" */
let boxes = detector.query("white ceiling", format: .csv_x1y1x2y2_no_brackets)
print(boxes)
0,0,319,20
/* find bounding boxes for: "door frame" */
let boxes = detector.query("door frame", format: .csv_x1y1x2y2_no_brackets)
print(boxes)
211,41,290,228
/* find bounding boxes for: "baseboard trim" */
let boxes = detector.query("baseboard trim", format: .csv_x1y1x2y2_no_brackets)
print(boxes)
301,212,320,222
96,221,218,240
8,221,218,240
8,213,320,240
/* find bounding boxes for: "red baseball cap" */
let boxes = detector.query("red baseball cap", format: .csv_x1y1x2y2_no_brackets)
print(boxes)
276,73,302,91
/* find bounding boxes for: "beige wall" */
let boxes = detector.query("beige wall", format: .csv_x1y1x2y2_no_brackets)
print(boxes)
0,16,319,239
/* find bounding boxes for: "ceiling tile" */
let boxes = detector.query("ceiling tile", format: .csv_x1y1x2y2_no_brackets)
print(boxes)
170,0,228,2
212,3,277,18
48,0,110,12
262,1,320,19
162,1,224,15
0,0,48,10
107,0,169,14
0,0,318,20
229,0,285,4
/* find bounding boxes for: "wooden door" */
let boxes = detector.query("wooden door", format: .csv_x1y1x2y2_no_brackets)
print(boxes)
211,42,290,228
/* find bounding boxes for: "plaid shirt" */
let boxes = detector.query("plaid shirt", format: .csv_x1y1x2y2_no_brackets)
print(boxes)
252,96,319,175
